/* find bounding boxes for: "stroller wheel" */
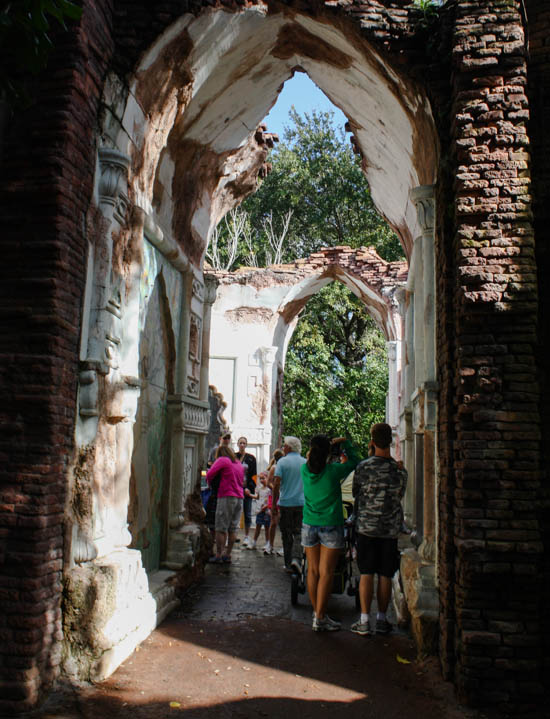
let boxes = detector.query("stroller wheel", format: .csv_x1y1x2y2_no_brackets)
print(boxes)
291,572,300,606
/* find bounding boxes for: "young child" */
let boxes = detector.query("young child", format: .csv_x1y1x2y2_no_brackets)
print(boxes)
249,472,272,551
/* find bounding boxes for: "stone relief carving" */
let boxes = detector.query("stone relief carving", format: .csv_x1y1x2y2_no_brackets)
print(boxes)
192,279,204,301
189,313,202,361
183,446,194,496
79,149,131,421
187,377,199,396
98,148,130,207
78,367,100,418
204,276,218,306
410,185,435,235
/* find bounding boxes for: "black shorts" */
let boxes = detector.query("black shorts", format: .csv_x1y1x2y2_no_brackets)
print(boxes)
356,535,400,578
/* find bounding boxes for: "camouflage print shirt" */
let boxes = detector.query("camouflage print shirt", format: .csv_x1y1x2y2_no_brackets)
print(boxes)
352,456,407,538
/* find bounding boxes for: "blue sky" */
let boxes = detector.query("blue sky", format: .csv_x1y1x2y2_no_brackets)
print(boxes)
263,72,347,139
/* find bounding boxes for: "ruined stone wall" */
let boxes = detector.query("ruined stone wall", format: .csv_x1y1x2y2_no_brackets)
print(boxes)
0,2,116,711
525,0,550,689
0,0,547,714
440,1,543,711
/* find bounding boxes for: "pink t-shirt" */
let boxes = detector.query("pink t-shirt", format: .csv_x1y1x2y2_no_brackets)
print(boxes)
206,457,245,499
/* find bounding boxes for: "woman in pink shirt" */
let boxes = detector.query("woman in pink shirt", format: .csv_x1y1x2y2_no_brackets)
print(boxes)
206,445,245,563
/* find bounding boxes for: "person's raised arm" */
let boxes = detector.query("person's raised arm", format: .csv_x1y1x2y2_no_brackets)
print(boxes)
330,438,361,480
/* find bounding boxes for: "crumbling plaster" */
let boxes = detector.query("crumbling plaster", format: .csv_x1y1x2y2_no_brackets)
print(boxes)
207,247,407,467
64,0,439,690
102,5,436,267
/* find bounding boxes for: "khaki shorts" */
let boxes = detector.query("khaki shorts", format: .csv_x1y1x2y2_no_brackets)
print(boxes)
215,496,242,533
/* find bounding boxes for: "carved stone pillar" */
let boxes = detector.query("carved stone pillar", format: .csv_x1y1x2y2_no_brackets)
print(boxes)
165,396,210,569
420,383,438,562
200,277,218,403
260,345,277,455
198,276,217,469
412,239,425,390
411,185,436,384
410,185,437,562
386,339,399,440
404,289,415,406
399,186,439,657
74,147,136,564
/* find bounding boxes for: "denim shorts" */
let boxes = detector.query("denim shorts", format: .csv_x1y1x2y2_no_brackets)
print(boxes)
301,523,345,550
255,510,271,528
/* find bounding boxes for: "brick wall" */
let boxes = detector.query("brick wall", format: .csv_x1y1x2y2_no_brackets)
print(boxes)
525,0,550,691
0,1,115,711
0,0,546,713
446,0,544,710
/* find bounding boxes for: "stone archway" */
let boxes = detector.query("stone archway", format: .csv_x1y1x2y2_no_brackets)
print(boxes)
207,246,408,466
0,2,546,714
67,5,440,684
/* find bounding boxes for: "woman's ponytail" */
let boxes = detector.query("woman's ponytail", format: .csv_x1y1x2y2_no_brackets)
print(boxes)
306,434,331,474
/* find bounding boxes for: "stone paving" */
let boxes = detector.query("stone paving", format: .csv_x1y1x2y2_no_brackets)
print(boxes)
32,531,480,719
179,532,383,629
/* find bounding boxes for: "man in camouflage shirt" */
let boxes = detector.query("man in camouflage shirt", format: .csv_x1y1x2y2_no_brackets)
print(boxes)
351,422,407,636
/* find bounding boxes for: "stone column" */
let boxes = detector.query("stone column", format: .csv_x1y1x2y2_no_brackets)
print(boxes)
200,277,218,403
260,346,278,466
76,147,141,561
411,185,437,562
165,272,193,550
386,340,399,434
412,238,425,390
395,287,413,521
196,276,217,470
403,288,415,407
411,186,436,384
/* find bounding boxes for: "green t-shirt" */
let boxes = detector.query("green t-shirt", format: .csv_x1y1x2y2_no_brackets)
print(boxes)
301,441,361,527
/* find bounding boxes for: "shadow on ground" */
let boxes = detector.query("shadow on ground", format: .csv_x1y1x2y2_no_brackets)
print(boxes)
33,535,480,719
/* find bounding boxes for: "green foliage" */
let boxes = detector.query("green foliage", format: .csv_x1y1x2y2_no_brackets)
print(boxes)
211,108,394,453
411,0,441,36
215,108,404,267
282,282,388,458
0,0,82,107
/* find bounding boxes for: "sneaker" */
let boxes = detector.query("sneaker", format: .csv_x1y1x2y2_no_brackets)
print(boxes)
313,616,340,632
263,542,272,554
242,536,251,548
351,620,371,636
376,618,393,635
313,613,341,629
276,548,284,556
247,540,256,550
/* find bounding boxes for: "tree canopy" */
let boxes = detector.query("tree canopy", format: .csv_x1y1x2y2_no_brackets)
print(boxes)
208,108,404,269
209,107,399,455
282,282,388,458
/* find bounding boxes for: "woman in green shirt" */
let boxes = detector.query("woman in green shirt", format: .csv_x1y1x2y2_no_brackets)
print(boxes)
301,435,361,632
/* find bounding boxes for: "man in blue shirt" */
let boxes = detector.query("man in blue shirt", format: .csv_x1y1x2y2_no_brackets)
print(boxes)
272,436,306,572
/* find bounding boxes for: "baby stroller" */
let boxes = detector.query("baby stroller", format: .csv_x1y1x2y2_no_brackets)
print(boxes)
290,498,360,610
